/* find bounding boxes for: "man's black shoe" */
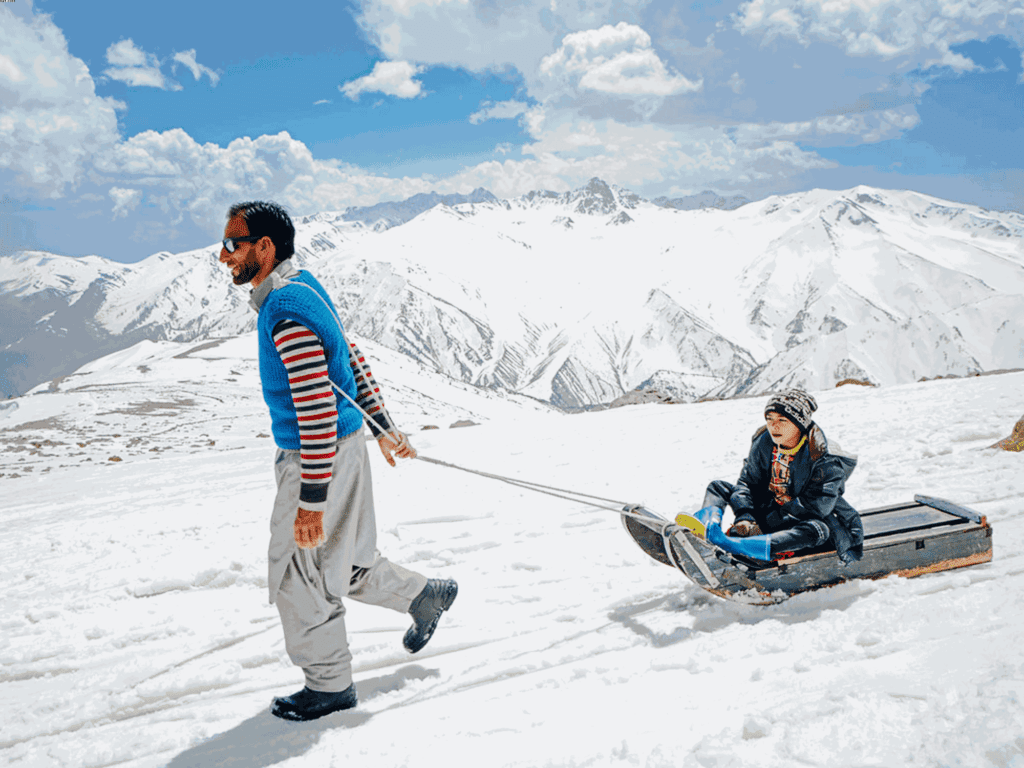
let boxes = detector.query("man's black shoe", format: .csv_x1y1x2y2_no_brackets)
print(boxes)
270,683,357,721
404,578,458,653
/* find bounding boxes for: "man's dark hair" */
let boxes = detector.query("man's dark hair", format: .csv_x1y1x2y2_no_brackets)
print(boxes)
228,201,296,261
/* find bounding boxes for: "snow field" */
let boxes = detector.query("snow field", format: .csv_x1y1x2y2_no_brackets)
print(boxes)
0,346,1021,767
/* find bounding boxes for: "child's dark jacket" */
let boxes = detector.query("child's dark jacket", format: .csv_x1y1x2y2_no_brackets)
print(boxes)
732,425,864,563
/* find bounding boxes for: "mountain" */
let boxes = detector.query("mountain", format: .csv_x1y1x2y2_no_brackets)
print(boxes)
2,181,1022,406
652,190,751,211
307,188,499,231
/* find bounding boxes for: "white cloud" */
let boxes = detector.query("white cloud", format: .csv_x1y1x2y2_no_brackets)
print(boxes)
171,49,219,86
469,100,531,124
341,60,424,99
76,116,833,235
732,0,1019,68
0,52,25,82
93,129,442,232
374,0,470,14
735,108,922,144
109,186,142,218
104,39,179,90
540,23,702,97
728,71,745,93
105,38,147,68
0,3,923,240
353,0,628,78
0,9,123,196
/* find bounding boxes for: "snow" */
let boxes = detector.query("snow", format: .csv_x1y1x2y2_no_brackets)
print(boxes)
1,337,1022,768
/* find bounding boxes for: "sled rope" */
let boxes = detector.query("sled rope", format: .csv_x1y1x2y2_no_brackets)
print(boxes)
290,282,637,515
326,374,639,514
413,454,632,512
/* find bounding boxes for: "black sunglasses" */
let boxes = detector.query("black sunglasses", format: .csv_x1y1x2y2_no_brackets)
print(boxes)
222,235,263,253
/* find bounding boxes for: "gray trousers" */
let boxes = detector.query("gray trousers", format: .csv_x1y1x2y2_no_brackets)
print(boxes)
269,431,427,692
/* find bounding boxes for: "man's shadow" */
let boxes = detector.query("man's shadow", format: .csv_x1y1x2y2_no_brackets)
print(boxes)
167,665,438,768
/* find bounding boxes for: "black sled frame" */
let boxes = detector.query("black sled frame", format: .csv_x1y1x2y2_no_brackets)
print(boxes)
622,495,993,605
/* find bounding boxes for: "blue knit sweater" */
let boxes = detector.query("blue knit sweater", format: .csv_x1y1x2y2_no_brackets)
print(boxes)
255,268,363,449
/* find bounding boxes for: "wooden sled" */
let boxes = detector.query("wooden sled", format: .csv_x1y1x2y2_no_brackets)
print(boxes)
621,495,993,605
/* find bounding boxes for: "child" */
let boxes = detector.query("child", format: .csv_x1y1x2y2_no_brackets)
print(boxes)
698,390,864,564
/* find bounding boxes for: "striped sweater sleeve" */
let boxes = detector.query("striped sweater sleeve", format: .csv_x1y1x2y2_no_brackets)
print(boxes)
273,319,337,512
348,339,395,439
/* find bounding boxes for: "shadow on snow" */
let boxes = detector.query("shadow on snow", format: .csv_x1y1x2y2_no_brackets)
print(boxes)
166,665,438,768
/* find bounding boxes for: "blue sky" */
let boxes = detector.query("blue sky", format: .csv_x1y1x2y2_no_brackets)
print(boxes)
2,0,1023,262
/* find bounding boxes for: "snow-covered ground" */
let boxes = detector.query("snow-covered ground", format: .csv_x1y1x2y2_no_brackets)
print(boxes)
1,338,1022,768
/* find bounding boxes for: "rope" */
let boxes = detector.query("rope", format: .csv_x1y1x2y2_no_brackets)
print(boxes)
413,454,633,512
322,366,640,516
284,278,643,518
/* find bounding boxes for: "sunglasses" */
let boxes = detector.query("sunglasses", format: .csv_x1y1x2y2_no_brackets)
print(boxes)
222,235,263,253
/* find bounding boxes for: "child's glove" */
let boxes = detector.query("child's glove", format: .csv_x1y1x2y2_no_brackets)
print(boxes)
706,520,773,562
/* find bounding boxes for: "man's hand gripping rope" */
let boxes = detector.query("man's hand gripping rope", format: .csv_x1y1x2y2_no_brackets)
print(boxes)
294,429,417,549
377,430,417,467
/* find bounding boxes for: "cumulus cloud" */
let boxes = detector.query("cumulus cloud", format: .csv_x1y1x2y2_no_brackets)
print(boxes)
540,23,703,97
171,49,219,85
104,39,179,90
354,0,634,78
0,2,910,241
93,129,442,232
0,52,25,82
469,100,531,124
0,9,123,196
732,0,1019,69
109,187,142,218
77,116,833,236
341,60,424,99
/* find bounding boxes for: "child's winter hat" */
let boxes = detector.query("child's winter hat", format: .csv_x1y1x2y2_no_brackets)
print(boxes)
764,389,818,433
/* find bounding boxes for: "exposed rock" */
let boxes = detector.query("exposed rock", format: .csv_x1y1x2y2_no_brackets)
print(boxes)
450,420,478,428
652,191,750,211
836,378,875,388
607,388,680,408
991,415,1024,452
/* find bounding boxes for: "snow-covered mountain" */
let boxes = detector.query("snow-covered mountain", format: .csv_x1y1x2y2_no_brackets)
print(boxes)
2,181,1022,405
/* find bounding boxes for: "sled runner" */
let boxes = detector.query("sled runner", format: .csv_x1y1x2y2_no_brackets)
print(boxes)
622,496,993,605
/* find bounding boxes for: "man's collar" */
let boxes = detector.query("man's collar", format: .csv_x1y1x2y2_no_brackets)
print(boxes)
248,260,300,312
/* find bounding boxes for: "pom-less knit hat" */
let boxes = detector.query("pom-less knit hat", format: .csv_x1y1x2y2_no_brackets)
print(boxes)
764,389,818,434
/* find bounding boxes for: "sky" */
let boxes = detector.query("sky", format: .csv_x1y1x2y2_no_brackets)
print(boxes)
1,0,1023,262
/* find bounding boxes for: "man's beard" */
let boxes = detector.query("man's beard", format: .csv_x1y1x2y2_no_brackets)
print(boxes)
232,254,261,285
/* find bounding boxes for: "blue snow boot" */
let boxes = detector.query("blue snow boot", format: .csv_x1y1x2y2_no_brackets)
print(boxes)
404,578,458,653
706,521,773,562
271,683,357,721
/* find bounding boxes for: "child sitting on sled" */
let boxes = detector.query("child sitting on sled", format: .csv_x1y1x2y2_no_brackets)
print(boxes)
694,389,864,564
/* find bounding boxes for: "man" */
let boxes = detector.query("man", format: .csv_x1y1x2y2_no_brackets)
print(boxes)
219,200,457,722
